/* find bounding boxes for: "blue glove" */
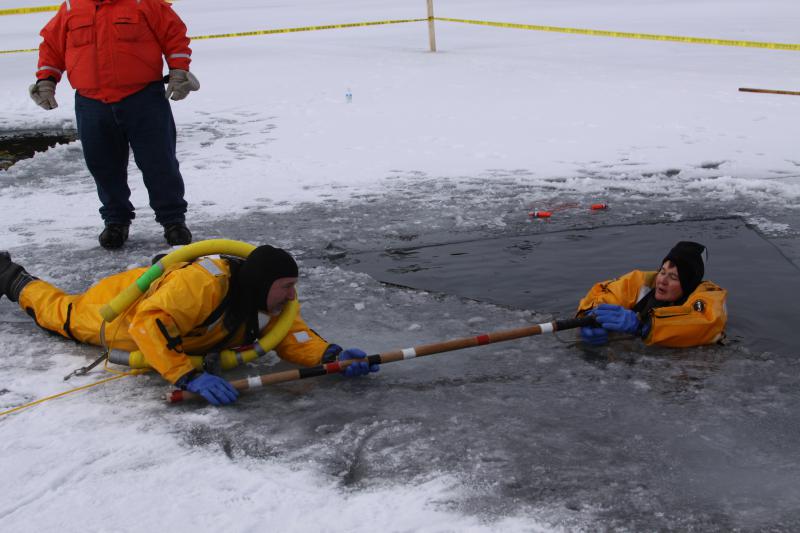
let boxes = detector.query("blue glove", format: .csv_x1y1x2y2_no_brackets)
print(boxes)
593,304,641,335
339,348,379,377
580,326,609,346
185,372,239,406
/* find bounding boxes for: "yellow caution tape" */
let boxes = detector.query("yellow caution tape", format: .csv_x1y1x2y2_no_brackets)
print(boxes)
435,17,800,51
189,18,426,42
0,1,176,16
0,18,426,54
0,5,59,16
3,15,796,55
0,47,39,55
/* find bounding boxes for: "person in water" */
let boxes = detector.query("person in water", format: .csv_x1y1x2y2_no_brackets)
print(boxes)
577,241,727,347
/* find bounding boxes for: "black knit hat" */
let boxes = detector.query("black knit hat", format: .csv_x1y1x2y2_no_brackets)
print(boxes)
238,245,298,312
662,241,705,296
224,245,298,342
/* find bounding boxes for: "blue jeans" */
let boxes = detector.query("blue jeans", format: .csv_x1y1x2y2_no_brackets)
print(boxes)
75,82,188,226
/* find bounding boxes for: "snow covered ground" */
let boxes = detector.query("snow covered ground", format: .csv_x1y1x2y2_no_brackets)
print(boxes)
1,1,799,531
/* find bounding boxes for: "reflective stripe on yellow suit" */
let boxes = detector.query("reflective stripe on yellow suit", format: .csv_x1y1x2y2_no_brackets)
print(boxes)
17,258,329,383
576,269,727,348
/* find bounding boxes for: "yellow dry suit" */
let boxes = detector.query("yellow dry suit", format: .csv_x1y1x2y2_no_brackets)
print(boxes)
576,269,727,348
17,257,329,383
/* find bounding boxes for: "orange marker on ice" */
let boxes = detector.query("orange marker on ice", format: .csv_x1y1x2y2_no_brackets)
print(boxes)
529,210,552,218
590,203,608,210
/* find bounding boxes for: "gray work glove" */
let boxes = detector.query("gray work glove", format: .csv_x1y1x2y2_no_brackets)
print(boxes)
165,69,200,101
28,79,58,110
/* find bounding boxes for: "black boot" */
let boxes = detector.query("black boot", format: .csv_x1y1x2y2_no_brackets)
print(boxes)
99,224,129,249
0,251,36,303
163,222,192,246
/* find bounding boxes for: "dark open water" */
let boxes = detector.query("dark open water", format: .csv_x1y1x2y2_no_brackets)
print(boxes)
200,211,799,531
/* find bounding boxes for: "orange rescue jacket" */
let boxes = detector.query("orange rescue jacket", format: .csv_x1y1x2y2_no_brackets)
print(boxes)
36,0,191,102
576,270,727,348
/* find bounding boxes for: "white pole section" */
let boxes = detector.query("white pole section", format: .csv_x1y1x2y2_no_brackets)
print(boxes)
427,0,437,52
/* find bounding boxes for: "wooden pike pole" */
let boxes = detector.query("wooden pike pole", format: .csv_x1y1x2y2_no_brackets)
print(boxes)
167,316,597,403
739,87,800,96
427,0,437,52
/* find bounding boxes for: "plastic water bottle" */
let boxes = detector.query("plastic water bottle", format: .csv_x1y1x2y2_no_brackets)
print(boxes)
345,88,352,104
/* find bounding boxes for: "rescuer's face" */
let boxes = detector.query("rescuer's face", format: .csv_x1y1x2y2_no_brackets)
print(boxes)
266,277,298,313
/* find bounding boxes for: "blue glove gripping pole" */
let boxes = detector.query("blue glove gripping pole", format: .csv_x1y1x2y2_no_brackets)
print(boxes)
186,372,239,406
339,348,380,377
594,304,641,334
580,326,609,346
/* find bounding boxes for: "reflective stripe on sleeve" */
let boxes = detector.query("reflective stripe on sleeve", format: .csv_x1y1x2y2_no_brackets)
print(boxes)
38,65,63,76
169,53,191,59
197,258,222,276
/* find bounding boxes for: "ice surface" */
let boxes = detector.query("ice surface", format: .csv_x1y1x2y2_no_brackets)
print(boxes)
1,1,799,531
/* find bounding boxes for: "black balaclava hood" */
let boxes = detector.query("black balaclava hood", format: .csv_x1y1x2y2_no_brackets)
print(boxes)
225,245,298,341
662,241,705,297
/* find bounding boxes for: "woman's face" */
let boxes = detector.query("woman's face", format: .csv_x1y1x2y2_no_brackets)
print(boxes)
654,260,683,302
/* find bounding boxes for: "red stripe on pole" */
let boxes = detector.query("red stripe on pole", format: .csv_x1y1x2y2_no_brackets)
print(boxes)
324,361,342,373
476,334,491,345
168,390,184,403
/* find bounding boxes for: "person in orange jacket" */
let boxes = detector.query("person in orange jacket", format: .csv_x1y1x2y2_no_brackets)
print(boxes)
0,246,379,406
29,0,200,250
576,241,727,348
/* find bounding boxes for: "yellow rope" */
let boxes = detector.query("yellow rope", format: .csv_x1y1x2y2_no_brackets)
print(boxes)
0,287,151,418
0,372,139,417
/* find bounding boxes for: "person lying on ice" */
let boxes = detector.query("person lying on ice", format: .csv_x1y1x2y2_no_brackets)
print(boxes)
0,245,378,406
576,241,727,348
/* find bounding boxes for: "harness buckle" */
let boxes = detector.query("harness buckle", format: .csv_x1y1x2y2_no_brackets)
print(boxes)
63,350,108,381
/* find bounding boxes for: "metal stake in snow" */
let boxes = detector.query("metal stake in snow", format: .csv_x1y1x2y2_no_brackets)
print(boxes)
167,316,598,404
427,0,436,52
739,87,800,96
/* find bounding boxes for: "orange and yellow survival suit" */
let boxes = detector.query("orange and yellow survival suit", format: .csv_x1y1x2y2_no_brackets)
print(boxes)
17,257,329,383
577,270,727,348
